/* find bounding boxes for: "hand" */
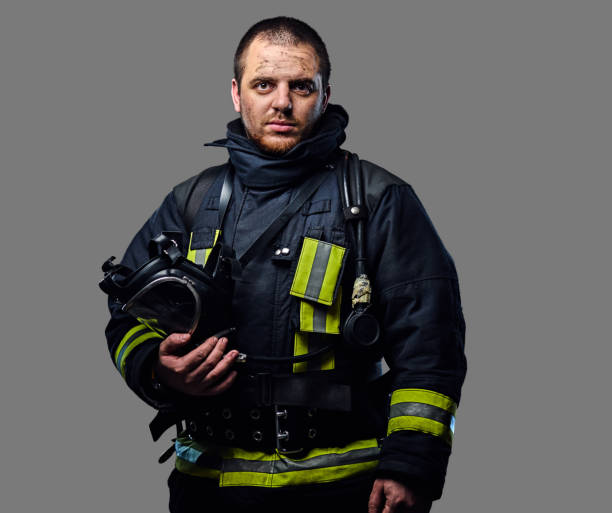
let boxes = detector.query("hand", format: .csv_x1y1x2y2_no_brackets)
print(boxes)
154,333,239,396
368,478,417,513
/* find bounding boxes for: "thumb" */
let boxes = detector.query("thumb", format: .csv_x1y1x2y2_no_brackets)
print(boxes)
159,333,191,355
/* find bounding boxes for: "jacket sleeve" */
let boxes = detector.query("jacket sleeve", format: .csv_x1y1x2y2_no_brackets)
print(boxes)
104,191,189,410
367,183,467,500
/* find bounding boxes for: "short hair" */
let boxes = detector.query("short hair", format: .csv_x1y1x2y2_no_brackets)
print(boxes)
233,17,331,91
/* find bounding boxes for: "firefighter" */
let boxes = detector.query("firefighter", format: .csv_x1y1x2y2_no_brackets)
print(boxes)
103,16,466,513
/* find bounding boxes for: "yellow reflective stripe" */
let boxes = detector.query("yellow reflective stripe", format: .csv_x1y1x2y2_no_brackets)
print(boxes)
119,331,163,378
176,438,279,462
390,388,457,414
299,290,341,335
291,238,319,298
320,348,335,370
293,332,309,373
220,438,379,487
387,415,453,446
318,244,346,305
114,324,148,368
299,301,315,332
186,232,196,263
174,438,379,487
291,238,346,306
292,332,335,372
203,230,222,264
187,230,222,266
326,290,342,334
135,317,167,337
221,460,378,487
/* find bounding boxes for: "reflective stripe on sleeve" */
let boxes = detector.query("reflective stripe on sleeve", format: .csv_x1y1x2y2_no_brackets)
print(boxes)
387,388,457,446
136,317,168,337
174,437,380,488
290,238,346,306
114,324,163,378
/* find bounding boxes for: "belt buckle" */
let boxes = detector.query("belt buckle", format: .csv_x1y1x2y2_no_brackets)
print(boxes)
274,405,303,455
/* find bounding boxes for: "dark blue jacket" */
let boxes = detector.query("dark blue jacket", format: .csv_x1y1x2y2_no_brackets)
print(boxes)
105,148,466,500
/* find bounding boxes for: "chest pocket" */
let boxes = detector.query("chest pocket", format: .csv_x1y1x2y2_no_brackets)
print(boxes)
290,237,348,373
186,228,221,266
290,237,347,306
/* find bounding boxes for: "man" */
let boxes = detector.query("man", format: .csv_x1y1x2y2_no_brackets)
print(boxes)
104,16,466,513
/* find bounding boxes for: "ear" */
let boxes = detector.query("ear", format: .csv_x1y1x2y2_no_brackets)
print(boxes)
231,78,241,113
321,84,331,112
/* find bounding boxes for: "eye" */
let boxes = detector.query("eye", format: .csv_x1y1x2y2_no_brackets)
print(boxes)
292,81,314,95
255,81,271,91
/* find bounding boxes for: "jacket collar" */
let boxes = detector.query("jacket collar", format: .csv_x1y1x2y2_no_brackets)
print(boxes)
205,104,348,189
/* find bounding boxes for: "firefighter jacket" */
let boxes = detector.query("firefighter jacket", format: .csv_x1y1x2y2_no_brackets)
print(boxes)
104,104,467,500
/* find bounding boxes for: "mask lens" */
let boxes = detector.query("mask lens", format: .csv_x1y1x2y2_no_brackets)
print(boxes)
124,278,200,335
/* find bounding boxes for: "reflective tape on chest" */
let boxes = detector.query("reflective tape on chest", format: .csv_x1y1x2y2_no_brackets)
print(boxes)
187,230,221,266
299,288,342,335
290,237,347,306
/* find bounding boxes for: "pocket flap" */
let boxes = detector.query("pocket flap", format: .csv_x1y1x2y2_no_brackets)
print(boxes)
290,237,348,306
189,228,216,249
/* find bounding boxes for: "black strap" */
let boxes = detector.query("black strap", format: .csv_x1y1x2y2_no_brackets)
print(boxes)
217,168,233,229
237,170,330,268
173,163,229,234
338,151,368,276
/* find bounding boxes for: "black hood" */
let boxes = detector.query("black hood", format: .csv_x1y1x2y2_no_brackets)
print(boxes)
205,104,348,188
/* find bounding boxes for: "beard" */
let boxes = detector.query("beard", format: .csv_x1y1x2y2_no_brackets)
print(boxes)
248,131,301,156
239,105,322,156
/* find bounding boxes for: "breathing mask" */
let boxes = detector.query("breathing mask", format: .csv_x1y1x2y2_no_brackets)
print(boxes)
99,233,233,345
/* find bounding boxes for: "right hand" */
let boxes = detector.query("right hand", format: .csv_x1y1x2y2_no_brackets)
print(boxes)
154,333,239,396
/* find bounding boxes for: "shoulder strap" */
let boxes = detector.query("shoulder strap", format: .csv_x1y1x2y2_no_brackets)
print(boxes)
172,163,229,233
337,151,368,276
337,151,368,222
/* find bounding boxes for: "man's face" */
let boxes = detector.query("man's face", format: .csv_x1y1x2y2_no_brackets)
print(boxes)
231,37,330,155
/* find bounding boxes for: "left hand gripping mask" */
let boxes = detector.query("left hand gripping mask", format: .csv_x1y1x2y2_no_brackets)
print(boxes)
99,234,234,345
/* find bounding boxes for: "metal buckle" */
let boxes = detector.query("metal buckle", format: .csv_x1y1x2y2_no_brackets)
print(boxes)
162,238,178,255
274,405,303,455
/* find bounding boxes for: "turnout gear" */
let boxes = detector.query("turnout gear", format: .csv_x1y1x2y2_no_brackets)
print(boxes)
104,104,466,501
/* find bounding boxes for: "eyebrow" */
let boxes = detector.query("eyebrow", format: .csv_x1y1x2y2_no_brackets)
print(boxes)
248,77,318,89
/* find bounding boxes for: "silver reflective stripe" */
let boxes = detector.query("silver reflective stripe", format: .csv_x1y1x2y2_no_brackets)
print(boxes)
222,446,380,474
312,303,327,333
195,249,207,266
390,402,454,428
304,242,333,300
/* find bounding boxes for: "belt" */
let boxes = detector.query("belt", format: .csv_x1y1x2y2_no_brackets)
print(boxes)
184,404,377,455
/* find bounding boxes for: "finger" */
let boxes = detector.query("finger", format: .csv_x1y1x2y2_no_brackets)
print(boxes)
181,335,222,372
188,340,233,384
196,349,239,386
199,370,238,396
159,333,191,356
368,481,384,513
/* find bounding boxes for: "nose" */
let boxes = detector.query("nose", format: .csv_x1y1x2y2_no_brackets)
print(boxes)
271,83,292,112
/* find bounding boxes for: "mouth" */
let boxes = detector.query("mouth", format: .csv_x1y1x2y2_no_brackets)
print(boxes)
266,120,297,133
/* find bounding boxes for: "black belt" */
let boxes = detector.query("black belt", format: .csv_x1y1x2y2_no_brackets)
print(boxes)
184,404,378,455
150,372,352,442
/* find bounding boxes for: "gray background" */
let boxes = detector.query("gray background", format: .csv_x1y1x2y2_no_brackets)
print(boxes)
1,1,609,511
